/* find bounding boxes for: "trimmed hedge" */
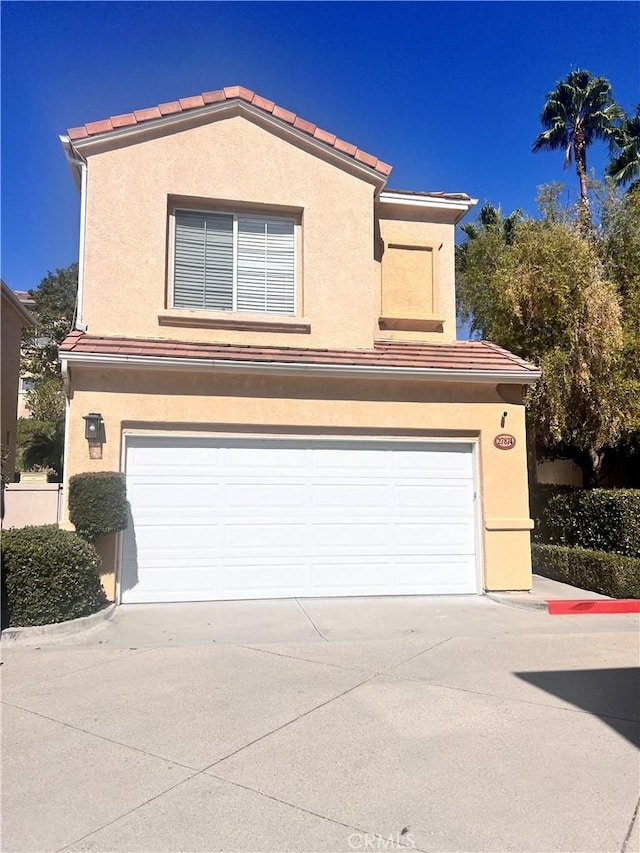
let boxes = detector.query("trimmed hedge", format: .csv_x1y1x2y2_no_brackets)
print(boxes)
542,489,640,557
529,484,576,543
69,471,128,542
1,526,107,626
532,543,640,599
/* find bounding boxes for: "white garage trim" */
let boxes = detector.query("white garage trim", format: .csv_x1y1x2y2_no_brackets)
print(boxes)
118,433,484,603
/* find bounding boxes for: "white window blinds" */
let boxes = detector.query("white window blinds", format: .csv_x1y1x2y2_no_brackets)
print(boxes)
173,211,295,315
174,212,234,311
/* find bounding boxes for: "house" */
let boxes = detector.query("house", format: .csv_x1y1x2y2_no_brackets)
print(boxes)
1,282,35,485
14,291,37,420
58,86,540,604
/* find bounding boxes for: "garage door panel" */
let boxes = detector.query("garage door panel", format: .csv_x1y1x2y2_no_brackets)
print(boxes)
121,438,479,602
311,522,389,548
224,445,307,471
133,525,221,550
225,483,307,508
223,561,311,596
394,520,475,549
395,556,477,592
312,483,389,508
311,447,390,473
393,483,473,511
223,522,308,550
312,559,394,592
391,447,472,478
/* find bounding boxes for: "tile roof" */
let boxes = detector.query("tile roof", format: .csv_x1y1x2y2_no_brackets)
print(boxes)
60,332,540,377
66,85,393,178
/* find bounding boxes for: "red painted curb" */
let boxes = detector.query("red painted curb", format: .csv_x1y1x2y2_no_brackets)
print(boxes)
547,599,640,615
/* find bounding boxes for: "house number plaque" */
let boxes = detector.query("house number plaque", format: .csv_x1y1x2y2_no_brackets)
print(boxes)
494,433,516,450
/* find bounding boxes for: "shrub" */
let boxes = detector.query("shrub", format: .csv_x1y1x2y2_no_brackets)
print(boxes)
532,543,640,599
1,526,107,626
529,483,577,543
542,488,640,557
69,471,128,542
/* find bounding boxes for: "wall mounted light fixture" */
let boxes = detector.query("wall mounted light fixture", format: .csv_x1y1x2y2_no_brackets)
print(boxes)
83,412,103,441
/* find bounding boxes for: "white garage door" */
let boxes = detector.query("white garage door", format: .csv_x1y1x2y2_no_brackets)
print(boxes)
121,437,479,603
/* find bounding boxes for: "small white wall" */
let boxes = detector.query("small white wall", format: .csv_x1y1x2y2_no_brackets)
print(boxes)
2,483,64,529
536,459,583,487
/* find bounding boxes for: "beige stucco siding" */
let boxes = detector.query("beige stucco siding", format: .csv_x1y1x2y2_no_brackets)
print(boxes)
377,212,457,343
82,114,379,350
64,367,533,599
1,297,27,479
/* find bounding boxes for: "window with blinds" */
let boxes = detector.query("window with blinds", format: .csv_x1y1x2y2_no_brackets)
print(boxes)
173,211,296,315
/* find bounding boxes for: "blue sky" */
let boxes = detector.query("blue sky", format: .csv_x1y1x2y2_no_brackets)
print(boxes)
2,1,638,294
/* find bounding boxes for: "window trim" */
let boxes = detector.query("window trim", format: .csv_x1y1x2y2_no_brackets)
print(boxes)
170,207,298,317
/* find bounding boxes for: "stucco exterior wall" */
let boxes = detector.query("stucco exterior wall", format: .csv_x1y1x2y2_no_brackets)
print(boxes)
64,366,533,599
376,209,456,343
82,113,380,350
80,112,462,351
1,297,25,479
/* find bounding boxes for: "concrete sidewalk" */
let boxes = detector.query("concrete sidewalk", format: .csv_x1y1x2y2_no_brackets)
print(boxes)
2,589,638,852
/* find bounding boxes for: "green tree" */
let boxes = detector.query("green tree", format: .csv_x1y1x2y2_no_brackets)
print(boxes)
18,263,77,480
607,105,640,189
532,70,622,229
24,376,65,423
21,263,77,379
457,188,635,486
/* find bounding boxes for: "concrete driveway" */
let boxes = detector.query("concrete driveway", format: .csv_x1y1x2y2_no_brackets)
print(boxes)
2,594,639,853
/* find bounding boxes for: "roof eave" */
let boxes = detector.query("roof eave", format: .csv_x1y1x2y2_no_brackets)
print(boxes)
59,350,540,384
377,190,478,224
1,281,36,326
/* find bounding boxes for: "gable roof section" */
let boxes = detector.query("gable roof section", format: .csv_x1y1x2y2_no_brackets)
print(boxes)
1,281,35,326
60,332,540,384
65,85,392,179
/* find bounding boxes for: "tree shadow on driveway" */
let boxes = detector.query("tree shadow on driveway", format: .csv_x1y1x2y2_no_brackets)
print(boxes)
514,668,640,749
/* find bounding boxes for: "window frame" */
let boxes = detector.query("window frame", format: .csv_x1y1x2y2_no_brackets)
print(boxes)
170,207,298,317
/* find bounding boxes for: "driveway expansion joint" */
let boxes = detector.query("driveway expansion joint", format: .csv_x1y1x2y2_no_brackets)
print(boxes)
374,672,640,724
239,643,366,672
1,699,200,773
295,598,329,641
203,672,377,772
621,796,640,853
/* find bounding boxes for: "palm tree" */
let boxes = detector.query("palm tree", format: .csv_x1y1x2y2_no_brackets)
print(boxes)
533,70,623,227
459,203,523,245
607,105,640,190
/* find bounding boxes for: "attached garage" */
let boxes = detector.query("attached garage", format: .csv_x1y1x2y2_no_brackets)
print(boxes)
120,435,480,603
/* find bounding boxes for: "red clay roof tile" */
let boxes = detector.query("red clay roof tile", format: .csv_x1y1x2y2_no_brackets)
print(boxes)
251,94,275,112
179,95,205,110
111,113,137,128
313,127,337,145
333,138,358,156
158,101,182,115
84,119,113,135
271,104,296,124
68,126,89,140
202,89,226,104
59,333,539,377
293,116,316,135
134,107,162,122
65,86,393,178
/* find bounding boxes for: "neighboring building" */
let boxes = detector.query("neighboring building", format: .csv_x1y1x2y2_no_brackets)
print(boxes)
1,282,35,482
14,290,37,419
59,86,540,604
